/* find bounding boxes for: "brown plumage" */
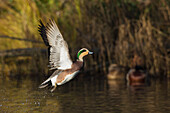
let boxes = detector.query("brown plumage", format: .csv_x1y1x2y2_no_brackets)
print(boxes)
107,64,127,80
38,20,93,92
57,61,83,83
127,68,146,83
126,53,147,85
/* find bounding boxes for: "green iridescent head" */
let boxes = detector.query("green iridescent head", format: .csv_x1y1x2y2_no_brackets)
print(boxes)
77,48,93,61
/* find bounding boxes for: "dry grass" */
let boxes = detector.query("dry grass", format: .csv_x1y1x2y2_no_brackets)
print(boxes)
75,0,170,76
0,0,169,77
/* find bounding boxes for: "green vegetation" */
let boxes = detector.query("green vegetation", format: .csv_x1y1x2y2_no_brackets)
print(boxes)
0,0,169,78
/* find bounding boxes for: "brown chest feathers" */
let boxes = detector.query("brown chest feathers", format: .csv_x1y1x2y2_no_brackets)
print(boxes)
56,61,83,83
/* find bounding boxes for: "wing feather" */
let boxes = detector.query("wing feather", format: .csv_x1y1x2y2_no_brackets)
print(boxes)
38,20,73,70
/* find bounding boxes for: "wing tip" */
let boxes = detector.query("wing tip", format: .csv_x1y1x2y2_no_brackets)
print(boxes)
38,20,50,46
46,19,59,31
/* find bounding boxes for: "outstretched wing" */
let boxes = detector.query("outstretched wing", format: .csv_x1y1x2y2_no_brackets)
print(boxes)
38,20,73,70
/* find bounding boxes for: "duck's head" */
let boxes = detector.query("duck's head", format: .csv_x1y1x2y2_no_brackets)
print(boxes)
77,48,93,61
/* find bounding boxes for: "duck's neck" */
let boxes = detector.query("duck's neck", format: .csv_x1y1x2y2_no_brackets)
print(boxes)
77,52,87,62
77,58,83,62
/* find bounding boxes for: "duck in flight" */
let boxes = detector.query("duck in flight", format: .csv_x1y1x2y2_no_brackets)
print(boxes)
38,20,93,92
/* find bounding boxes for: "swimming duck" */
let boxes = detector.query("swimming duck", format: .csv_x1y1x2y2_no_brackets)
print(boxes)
38,20,93,92
126,65,147,85
126,53,147,85
107,64,127,80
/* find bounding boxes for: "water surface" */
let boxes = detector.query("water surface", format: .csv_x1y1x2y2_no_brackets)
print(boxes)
0,73,170,113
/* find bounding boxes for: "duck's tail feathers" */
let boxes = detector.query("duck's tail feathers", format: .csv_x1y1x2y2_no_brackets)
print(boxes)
39,80,52,89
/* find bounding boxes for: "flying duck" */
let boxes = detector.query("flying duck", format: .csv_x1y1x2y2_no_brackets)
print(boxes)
38,20,93,92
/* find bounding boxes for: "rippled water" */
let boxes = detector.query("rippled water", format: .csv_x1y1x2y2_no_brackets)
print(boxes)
0,73,170,113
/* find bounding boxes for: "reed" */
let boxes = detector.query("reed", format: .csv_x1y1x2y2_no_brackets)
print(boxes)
75,0,169,76
0,0,169,77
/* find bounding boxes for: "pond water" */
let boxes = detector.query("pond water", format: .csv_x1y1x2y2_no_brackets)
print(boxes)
0,73,170,113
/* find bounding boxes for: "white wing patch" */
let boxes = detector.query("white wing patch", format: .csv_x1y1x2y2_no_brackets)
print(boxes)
45,20,73,70
58,41,73,69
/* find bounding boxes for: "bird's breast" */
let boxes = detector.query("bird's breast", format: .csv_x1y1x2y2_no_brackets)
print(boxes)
57,71,79,85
